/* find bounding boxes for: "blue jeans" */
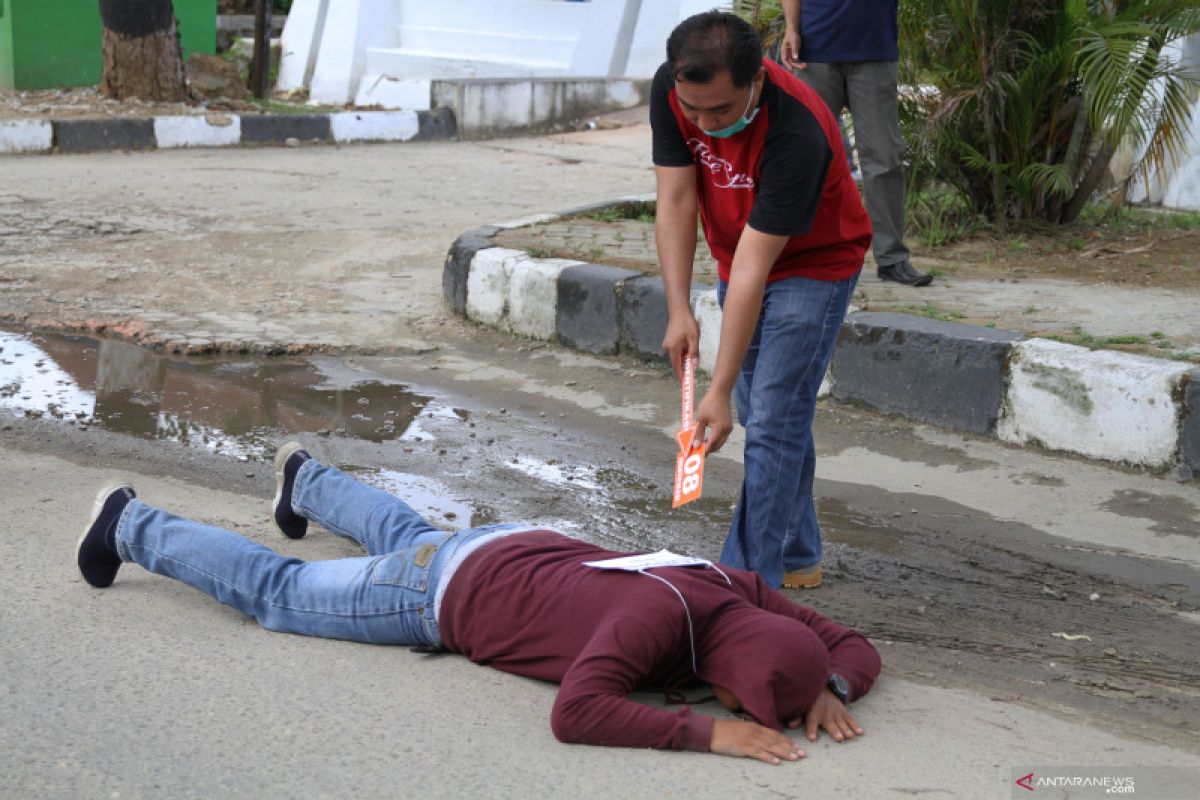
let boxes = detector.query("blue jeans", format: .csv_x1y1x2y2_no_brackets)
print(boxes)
114,460,529,646
716,273,858,588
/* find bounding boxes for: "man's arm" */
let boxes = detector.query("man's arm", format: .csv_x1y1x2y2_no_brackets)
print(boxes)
738,572,880,743
749,574,883,703
780,0,806,70
690,226,789,453
551,616,803,764
655,165,700,380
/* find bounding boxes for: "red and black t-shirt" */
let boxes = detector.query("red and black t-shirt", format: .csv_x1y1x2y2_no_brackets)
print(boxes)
651,57,872,283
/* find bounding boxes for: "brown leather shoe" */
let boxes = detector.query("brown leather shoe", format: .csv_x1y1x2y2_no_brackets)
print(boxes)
782,565,822,589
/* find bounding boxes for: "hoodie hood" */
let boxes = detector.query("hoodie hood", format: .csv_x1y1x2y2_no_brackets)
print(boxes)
695,604,830,729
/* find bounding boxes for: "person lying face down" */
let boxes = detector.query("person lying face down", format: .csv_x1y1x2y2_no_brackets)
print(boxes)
76,443,882,764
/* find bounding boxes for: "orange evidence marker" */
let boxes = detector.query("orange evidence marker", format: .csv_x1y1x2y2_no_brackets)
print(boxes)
672,355,705,508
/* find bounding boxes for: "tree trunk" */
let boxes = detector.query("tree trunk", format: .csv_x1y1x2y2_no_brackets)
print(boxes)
1061,139,1116,224
99,0,188,102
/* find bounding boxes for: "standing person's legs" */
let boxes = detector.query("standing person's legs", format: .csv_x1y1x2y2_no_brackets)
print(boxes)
717,274,857,589
793,62,848,121
844,60,910,269
113,499,441,645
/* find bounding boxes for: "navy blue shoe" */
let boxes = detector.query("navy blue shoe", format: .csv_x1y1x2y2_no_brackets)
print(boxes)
273,441,311,539
76,483,135,588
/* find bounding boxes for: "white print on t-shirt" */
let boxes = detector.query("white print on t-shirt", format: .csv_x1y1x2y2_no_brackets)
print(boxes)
688,139,755,190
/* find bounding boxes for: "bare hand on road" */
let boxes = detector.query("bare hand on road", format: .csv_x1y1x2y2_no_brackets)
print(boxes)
793,688,864,743
711,719,806,765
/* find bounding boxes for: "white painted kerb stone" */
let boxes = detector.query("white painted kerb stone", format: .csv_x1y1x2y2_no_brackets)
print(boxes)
0,119,53,154
330,111,419,143
153,115,241,148
507,257,581,340
691,288,722,376
465,248,524,326
998,339,1190,467
690,288,839,396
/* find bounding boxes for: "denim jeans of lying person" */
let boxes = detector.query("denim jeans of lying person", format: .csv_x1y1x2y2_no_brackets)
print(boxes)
715,271,858,588
113,459,533,646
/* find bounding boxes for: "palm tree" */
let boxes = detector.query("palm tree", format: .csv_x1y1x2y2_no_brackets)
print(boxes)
900,0,1200,225
734,1,1200,227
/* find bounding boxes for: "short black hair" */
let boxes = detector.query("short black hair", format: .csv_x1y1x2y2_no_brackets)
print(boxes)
666,11,762,88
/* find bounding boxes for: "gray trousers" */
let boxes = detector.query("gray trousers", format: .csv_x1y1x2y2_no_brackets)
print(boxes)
796,61,910,267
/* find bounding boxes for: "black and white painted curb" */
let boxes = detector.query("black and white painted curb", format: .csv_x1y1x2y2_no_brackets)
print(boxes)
0,108,456,155
444,198,1200,477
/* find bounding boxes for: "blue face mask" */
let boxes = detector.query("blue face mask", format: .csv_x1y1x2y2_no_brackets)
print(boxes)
701,85,760,138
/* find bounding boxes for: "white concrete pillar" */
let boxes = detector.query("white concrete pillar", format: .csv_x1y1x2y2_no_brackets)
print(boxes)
309,0,398,105
276,0,325,92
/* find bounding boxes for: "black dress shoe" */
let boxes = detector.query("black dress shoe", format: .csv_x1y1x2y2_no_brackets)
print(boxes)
877,260,932,287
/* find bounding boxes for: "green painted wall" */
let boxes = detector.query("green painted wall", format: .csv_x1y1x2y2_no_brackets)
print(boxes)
0,0,216,90
0,0,15,89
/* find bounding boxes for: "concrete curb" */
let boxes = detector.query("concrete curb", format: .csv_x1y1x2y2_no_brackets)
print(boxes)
443,198,1200,476
0,108,457,155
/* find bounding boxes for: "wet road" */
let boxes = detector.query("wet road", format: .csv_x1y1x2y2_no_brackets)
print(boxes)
2,130,1198,797
4,322,1198,766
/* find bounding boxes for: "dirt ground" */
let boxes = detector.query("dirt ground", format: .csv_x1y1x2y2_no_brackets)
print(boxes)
919,222,1200,291
506,207,1199,292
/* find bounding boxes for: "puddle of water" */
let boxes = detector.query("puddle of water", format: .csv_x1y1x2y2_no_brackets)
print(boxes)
503,455,601,491
819,497,908,555
345,467,485,530
0,328,461,459
1100,489,1200,538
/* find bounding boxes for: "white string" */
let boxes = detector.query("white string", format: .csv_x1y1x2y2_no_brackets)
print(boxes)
634,564,729,677
638,569,700,677
708,562,733,586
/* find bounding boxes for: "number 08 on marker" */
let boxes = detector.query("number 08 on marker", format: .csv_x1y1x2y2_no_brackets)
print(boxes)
673,356,705,508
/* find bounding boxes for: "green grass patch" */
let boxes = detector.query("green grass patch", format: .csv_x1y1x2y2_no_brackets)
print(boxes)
584,201,655,224
1076,203,1200,234
1043,325,1151,349
249,98,341,115
897,303,965,322
907,183,979,247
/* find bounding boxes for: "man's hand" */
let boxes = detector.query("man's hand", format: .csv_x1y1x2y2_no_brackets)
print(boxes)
790,688,864,743
711,719,806,765
781,30,806,71
692,389,733,454
662,313,700,381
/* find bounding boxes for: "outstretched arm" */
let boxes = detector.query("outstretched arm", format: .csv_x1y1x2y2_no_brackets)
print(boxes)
748,575,883,703
551,616,804,764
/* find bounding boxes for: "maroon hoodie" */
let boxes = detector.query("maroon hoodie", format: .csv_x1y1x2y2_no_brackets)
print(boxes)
438,530,882,752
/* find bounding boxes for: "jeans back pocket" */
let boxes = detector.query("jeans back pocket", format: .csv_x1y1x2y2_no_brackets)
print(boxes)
370,536,448,592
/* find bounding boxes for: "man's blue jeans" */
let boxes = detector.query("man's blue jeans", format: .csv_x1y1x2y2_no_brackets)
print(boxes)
113,461,528,646
716,272,858,588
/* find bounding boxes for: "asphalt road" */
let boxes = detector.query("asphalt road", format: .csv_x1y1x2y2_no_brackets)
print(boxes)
1,122,1198,799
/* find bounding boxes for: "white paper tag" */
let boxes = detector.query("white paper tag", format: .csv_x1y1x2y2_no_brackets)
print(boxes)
583,549,714,572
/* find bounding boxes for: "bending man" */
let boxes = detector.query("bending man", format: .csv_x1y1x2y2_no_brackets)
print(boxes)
76,442,882,763
653,12,871,589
